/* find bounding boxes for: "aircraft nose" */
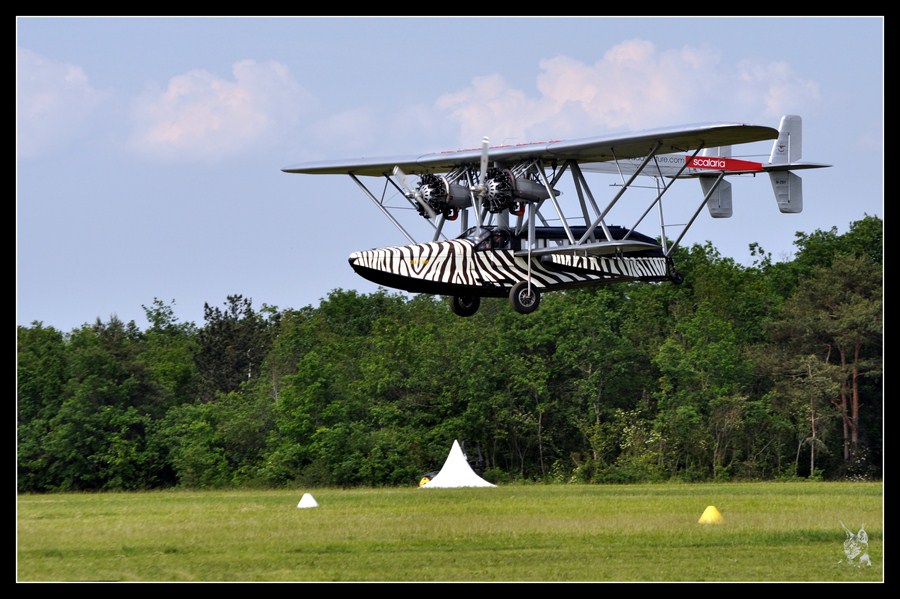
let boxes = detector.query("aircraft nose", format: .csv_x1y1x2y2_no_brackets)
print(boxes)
348,251,360,266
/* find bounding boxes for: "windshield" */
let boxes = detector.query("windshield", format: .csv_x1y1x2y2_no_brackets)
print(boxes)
461,226,493,246
460,226,513,251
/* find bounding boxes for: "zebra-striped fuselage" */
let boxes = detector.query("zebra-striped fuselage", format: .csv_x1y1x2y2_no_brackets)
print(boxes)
348,237,670,298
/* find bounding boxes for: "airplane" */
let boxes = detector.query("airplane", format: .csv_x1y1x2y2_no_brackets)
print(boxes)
282,115,830,316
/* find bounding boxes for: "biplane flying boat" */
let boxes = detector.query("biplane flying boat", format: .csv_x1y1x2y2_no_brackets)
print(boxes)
283,115,829,316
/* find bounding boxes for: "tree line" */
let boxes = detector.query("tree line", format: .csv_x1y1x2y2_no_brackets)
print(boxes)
17,216,882,492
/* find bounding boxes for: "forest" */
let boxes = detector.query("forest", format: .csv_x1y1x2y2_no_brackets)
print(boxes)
16,216,882,492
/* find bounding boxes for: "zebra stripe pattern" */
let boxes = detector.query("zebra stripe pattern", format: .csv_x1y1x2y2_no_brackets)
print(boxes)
349,240,669,294
546,254,668,279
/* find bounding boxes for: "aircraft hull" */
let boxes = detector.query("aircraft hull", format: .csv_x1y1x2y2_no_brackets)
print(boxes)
348,239,670,298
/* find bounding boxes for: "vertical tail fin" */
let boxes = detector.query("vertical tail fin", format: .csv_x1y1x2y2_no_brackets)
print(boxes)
768,115,804,213
769,115,803,164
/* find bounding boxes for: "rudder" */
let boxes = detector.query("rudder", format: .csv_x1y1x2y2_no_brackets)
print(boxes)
769,115,803,165
769,171,803,213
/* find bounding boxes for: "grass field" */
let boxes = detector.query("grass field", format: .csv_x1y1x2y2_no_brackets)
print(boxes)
17,481,883,582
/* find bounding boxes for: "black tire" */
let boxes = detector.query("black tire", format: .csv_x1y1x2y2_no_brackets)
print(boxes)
509,282,541,314
667,258,684,285
450,295,480,317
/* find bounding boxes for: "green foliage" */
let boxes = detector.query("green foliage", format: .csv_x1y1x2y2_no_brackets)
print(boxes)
15,217,883,490
17,323,69,492
792,214,883,272
156,402,231,488
195,295,277,402
769,248,882,476
140,298,200,410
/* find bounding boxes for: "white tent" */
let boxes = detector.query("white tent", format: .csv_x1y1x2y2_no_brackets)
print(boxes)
297,492,319,508
420,440,496,488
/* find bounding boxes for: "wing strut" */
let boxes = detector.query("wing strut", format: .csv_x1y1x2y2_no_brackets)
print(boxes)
526,201,535,294
465,169,484,228
577,141,662,245
431,212,448,243
536,160,576,244
570,161,614,243
350,174,418,245
665,172,726,258
622,145,705,245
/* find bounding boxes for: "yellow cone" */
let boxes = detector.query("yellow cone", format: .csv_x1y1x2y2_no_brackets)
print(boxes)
698,505,723,524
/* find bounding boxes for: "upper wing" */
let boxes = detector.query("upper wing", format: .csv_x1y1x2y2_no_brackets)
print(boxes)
282,122,779,176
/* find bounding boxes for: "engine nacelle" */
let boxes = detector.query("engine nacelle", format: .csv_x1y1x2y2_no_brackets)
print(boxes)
484,168,557,213
414,169,559,217
415,174,470,217
511,177,556,203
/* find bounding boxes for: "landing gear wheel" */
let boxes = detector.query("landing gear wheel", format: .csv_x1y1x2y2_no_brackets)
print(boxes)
450,295,480,317
509,282,541,314
666,258,684,285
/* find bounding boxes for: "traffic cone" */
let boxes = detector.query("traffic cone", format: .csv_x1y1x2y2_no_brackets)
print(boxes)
698,505,723,524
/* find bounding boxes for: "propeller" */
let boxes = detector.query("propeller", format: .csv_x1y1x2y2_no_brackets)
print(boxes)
467,137,491,197
466,137,490,229
393,165,437,220
394,137,493,222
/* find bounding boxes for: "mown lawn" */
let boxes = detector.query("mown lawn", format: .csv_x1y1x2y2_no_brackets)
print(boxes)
17,481,883,582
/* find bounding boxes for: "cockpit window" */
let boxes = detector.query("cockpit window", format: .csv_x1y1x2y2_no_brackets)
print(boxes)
489,229,510,250
462,226,493,247
461,226,514,251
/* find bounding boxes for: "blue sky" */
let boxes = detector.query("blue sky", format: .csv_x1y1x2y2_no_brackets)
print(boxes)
17,16,883,332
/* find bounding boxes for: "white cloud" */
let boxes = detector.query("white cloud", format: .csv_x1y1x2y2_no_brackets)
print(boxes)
17,47,107,159
732,59,821,118
435,74,545,146
308,108,380,155
129,59,311,162
433,39,822,143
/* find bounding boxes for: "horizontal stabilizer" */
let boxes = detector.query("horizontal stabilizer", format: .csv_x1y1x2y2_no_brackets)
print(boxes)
770,171,803,213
